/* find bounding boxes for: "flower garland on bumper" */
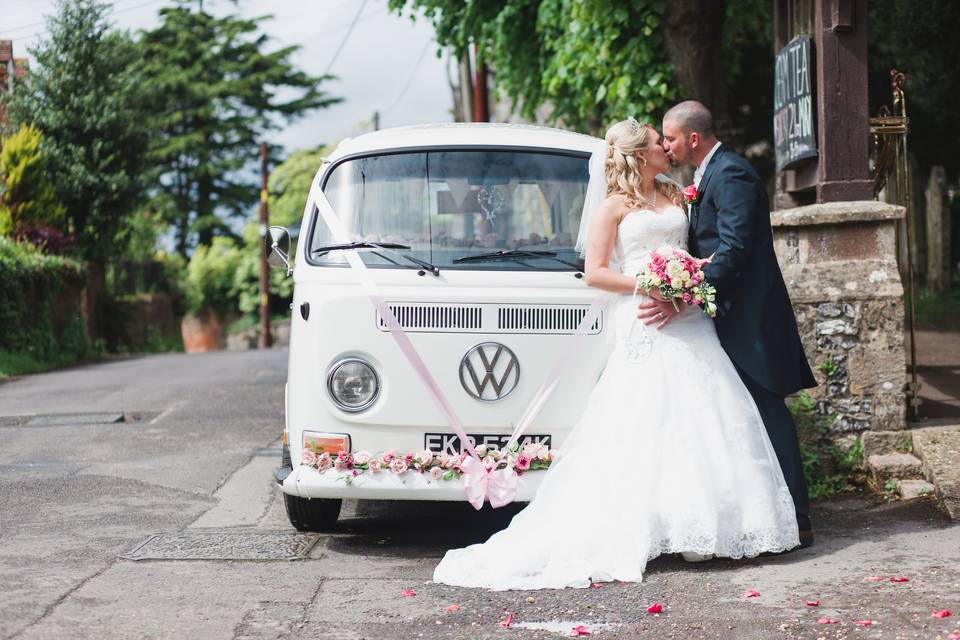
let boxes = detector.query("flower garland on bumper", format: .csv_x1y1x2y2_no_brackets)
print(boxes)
301,441,555,483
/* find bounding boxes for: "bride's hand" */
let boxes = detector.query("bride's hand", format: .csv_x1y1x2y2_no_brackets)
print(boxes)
637,297,680,330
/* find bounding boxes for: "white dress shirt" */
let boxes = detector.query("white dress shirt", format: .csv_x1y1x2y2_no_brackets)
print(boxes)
693,141,723,188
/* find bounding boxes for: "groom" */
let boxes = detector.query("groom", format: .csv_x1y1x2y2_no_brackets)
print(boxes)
639,100,817,547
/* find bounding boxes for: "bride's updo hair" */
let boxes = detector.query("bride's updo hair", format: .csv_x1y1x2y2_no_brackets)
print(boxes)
604,118,683,210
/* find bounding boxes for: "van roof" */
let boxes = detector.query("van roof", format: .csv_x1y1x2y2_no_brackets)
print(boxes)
327,122,601,160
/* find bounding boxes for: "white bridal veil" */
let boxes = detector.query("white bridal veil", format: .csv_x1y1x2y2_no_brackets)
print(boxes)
574,138,609,258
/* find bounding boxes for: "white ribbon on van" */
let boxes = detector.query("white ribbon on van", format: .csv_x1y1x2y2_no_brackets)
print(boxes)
308,184,605,509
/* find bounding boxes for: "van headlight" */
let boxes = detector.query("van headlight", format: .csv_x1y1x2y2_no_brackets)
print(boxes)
326,358,380,412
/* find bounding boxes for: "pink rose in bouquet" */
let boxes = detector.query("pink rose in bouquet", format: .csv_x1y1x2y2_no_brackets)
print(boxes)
636,245,717,317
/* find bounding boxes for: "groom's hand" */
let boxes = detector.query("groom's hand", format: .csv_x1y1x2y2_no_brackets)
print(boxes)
637,298,682,330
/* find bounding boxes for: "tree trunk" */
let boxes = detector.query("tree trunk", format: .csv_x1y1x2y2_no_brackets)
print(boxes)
661,0,731,133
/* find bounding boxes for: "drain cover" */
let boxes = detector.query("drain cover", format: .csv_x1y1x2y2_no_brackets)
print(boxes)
124,530,320,561
26,413,125,427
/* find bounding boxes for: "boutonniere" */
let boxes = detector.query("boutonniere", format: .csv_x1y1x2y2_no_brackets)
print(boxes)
683,184,700,206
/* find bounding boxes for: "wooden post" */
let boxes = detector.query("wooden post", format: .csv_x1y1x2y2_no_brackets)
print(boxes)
472,43,488,123
773,0,873,207
258,142,272,349
926,166,949,295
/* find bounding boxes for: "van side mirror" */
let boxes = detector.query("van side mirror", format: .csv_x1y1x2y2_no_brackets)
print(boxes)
266,226,292,276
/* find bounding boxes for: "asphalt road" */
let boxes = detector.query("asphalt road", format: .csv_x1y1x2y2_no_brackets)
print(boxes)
1,349,958,640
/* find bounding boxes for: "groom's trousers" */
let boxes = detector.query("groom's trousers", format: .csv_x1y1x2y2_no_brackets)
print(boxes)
735,365,812,532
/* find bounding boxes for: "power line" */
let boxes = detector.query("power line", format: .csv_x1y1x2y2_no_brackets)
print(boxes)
0,0,165,36
381,38,433,116
322,0,368,76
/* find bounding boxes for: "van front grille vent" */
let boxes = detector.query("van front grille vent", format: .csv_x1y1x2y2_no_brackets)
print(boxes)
497,305,601,334
377,304,482,332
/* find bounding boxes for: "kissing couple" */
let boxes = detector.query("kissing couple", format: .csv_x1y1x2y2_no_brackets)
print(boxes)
434,101,817,590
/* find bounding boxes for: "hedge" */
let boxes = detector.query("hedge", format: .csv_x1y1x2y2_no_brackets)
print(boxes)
0,236,87,361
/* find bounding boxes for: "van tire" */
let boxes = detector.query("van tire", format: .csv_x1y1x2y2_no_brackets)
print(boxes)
284,494,342,532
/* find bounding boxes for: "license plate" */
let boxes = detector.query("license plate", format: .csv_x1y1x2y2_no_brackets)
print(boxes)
424,433,552,455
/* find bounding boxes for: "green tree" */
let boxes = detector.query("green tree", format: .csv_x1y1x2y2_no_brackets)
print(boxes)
0,125,65,235
2,0,153,339
138,2,341,257
2,0,151,260
390,0,677,133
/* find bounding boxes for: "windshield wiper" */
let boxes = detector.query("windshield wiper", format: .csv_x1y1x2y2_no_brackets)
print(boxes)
453,249,581,270
311,242,440,276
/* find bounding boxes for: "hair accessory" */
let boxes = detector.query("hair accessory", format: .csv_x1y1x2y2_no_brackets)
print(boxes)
627,116,643,136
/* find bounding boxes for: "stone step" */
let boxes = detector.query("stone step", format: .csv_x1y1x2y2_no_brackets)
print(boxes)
867,452,924,486
860,430,914,459
911,424,960,521
897,479,936,500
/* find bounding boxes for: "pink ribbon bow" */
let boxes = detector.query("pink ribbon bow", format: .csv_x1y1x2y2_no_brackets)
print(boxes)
461,456,519,509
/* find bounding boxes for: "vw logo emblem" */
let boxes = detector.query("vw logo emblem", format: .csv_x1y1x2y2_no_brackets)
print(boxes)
459,342,520,401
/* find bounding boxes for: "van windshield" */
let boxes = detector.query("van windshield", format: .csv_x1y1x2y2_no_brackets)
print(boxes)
310,149,589,271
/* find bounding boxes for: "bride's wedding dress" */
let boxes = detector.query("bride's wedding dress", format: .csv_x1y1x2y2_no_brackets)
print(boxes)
433,204,800,590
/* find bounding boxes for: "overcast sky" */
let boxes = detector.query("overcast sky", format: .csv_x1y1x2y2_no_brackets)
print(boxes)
0,0,455,154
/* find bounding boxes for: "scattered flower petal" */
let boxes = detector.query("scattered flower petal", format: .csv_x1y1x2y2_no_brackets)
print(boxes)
646,603,663,614
400,589,417,597
805,600,820,607
743,590,761,598
590,582,604,589
931,609,952,618
888,576,910,583
499,612,513,628
571,625,591,636
444,604,460,613
817,617,840,625
947,632,960,640
853,620,877,626
863,576,884,582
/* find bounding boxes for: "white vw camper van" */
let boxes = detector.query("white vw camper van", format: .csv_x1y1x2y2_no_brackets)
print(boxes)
270,123,611,531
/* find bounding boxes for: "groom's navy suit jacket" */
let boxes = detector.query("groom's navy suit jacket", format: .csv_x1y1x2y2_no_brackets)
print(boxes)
688,144,816,397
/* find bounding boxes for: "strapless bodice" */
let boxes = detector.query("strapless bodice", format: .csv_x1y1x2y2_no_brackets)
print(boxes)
615,205,688,275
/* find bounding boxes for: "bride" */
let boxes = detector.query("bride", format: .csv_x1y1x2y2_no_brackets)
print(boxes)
432,118,799,590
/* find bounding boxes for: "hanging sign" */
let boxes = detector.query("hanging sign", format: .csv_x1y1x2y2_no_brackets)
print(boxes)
774,37,818,171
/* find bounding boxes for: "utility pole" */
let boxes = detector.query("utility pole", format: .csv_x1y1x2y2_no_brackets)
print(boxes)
472,43,489,122
258,142,272,349
372,110,380,131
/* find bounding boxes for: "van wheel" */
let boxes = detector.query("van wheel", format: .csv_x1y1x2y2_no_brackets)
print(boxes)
284,494,342,532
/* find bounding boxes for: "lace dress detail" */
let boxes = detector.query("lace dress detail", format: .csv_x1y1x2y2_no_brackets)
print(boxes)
433,205,799,591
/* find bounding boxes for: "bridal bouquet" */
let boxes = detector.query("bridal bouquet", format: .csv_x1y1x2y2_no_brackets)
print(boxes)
636,246,717,317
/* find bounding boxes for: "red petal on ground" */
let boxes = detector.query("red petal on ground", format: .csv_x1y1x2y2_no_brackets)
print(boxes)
743,590,761,598
590,582,604,589
853,620,877,626
817,618,840,624
805,600,820,607
931,610,952,618
444,604,460,613
646,603,663,614
863,576,884,582
572,625,591,636
400,589,417,597
498,612,514,628
888,577,910,583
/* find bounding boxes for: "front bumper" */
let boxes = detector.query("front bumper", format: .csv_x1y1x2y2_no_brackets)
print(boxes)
280,464,545,502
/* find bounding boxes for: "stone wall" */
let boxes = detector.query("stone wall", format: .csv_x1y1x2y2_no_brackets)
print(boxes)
225,320,290,351
772,201,907,433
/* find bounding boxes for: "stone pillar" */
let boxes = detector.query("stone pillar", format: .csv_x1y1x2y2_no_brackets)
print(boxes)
772,201,906,432
926,166,950,295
